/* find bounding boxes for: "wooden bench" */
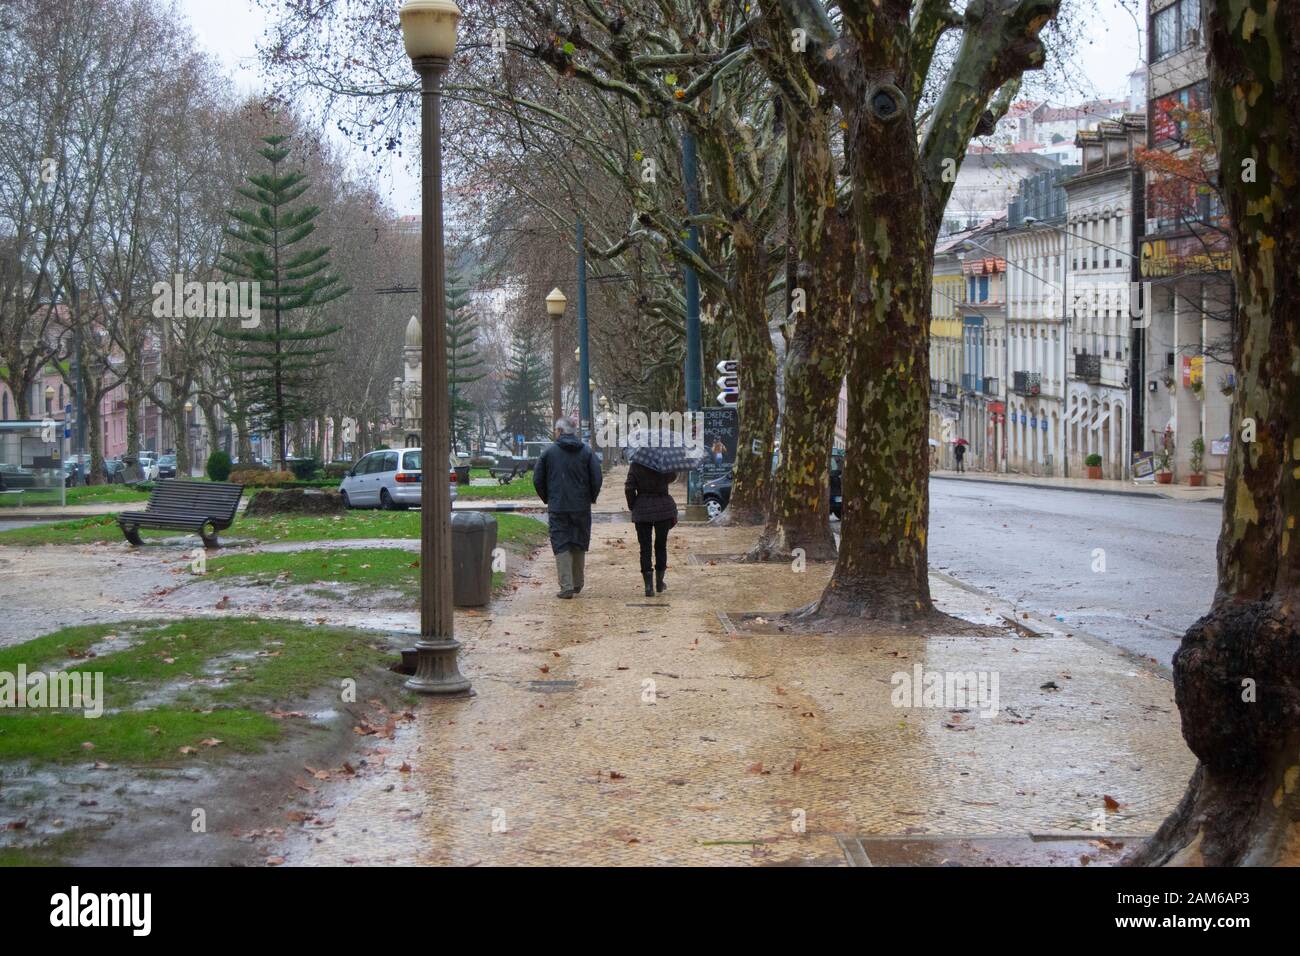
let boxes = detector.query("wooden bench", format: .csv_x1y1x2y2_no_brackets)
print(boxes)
488,458,533,484
117,480,244,549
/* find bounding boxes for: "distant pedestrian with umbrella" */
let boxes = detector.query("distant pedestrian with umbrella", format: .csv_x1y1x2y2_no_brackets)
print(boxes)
533,418,603,599
624,426,702,597
954,437,968,473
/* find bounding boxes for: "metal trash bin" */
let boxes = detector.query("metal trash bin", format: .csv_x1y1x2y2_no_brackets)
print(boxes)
451,511,499,607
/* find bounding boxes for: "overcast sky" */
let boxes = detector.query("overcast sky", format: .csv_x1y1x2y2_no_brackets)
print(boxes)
177,0,1146,217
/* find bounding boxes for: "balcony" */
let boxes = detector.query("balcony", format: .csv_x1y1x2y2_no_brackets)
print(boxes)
982,377,999,396
1012,371,1041,396
1073,352,1102,385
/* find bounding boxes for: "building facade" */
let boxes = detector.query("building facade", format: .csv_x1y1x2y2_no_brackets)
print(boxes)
1063,114,1147,479
1005,166,1075,476
1141,0,1233,482
930,230,970,469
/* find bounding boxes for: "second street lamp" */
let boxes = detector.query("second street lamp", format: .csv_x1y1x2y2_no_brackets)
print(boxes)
546,288,567,425
400,0,470,697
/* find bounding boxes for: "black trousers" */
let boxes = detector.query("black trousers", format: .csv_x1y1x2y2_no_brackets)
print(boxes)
635,519,673,574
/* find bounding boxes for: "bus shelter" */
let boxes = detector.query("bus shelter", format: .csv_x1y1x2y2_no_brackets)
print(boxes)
0,421,66,507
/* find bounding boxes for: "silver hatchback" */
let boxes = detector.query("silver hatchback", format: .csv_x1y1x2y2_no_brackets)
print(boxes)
338,447,456,510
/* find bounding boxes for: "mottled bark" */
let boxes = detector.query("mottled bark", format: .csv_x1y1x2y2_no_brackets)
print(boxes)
1133,0,1300,867
748,107,852,561
806,70,937,622
714,222,779,527
758,0,1056,622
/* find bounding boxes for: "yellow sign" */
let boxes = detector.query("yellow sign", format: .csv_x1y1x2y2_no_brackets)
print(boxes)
1141,238,1231,278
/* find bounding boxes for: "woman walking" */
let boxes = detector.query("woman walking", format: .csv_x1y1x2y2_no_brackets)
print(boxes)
625,462,678,597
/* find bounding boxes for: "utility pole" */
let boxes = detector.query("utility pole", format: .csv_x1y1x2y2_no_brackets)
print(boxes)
577,219,591,442
683,131,704,517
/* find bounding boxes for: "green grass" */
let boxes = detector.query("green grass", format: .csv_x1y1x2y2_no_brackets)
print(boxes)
0,509,547,548
0,483,152,508
457,474,539,499
201,538,537,598
0,617,392,765
206,548,423,596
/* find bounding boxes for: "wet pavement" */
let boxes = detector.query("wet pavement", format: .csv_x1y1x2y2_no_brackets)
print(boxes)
277,522,1194,867
929,480,1220,666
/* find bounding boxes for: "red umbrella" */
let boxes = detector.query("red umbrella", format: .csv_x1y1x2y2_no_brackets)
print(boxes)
953,437,970,446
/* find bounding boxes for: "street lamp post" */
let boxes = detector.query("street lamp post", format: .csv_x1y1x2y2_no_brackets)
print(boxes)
400,0,470,697
184,401,194,477
546,288,567,425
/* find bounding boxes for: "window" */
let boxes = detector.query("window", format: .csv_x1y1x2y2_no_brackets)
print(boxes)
1152,0,1200,62
381,452,399,473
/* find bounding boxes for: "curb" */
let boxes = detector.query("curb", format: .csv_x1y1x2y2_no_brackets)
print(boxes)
932,473,1223,504
930,569,1173,680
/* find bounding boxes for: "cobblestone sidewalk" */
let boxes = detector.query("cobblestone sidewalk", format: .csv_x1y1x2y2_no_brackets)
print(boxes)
282,522,1194,866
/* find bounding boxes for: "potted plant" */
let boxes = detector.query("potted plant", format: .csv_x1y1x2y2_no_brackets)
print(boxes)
1085,453,1103,479
1156,427,1175,484
1191,380,1204,399
1189,436,1206,486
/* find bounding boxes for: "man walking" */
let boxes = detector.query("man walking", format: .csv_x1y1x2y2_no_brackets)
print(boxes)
533,418,603,599
954,440,967,473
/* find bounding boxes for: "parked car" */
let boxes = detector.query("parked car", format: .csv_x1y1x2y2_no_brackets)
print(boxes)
337,447,457,510
136,452,160,481
703,453,845,521
156,454,177,479
0,463,38,491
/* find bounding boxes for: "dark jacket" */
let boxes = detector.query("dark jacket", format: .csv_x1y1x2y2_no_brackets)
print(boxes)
534,435,603,553
624,462,678,524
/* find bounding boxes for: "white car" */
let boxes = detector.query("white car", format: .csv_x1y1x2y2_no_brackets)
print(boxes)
136,452,160,481
337,447,457,510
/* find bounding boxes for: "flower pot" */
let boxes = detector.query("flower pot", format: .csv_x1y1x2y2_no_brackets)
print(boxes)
1189,473,1205,487
1156,472,1173,484
1086,465,1102,479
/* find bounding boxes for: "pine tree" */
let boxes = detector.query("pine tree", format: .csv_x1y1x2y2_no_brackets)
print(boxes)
218,135,349,466
445,270,485,453
499,322,549,452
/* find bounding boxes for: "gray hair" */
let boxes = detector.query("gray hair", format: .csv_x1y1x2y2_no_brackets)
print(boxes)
554,418,577,436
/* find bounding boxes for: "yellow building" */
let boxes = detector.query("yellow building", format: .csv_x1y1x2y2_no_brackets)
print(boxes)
929,235,969,467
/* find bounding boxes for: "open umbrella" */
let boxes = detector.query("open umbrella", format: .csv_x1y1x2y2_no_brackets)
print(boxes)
626,427,704,473
953,437,970,446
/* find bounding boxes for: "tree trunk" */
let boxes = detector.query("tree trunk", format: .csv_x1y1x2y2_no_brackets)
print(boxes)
801,78,936,624
1133,0,1300,866
171,403,189,477
124,367,143,457
749,108,852,562
714,225,778,526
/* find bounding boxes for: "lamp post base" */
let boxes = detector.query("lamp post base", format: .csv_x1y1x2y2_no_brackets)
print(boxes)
405,638,473,696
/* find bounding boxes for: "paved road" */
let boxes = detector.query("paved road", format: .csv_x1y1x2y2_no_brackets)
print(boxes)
929,477,1221,666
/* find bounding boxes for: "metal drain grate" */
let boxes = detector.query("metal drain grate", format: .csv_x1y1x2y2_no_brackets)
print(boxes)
527,680,578,693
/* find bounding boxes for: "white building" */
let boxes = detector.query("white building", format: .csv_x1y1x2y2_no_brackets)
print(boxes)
940,152,1059,236
1062,114,1147,479
1004,167,1076,475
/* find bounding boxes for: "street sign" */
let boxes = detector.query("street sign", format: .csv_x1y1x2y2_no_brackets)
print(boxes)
716,375,739,391
716,359,738,375
716,391,738,406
